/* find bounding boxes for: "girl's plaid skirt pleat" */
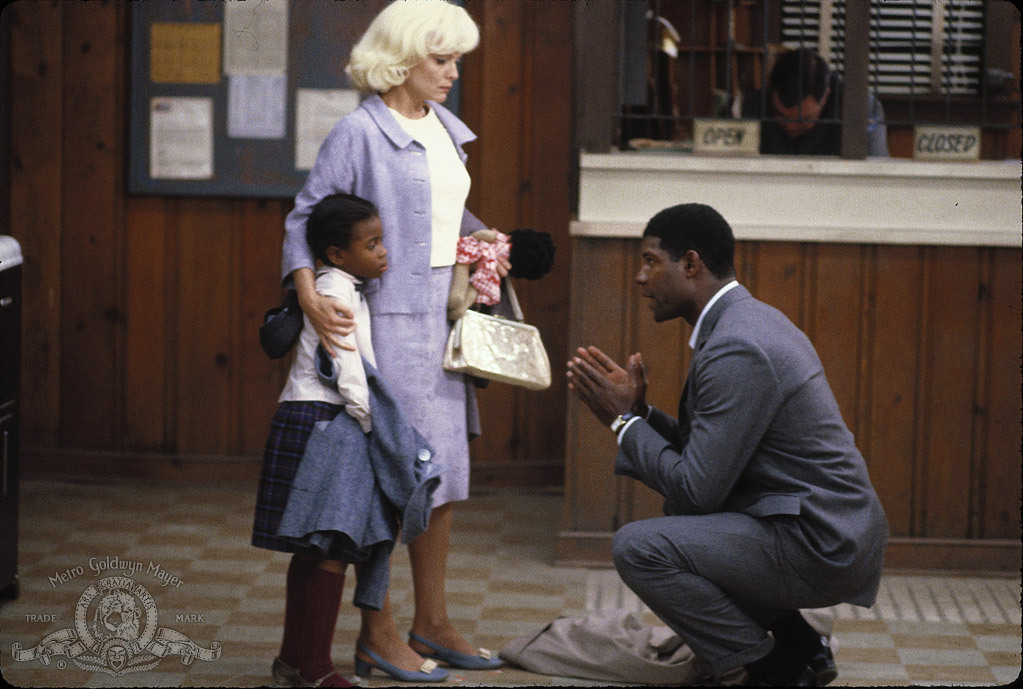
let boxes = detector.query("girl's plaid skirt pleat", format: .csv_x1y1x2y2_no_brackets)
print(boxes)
252,400,342,552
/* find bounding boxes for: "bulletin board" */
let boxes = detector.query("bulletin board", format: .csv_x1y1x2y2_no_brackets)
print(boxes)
128,0,462,199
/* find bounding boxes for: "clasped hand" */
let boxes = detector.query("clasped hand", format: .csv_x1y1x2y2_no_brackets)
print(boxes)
566,346,647,427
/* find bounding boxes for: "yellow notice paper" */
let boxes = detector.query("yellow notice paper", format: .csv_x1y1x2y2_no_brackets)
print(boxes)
150,23,222,84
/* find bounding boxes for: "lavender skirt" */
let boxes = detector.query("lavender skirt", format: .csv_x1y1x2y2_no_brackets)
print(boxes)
370,266,474,506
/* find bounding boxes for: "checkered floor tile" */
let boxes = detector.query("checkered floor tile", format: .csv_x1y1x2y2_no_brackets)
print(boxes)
0,480,1019,687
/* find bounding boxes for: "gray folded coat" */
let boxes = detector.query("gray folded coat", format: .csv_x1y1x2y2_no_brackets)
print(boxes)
499,608,834,685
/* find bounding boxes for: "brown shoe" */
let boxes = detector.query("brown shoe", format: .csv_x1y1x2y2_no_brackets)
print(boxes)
271,657,303,688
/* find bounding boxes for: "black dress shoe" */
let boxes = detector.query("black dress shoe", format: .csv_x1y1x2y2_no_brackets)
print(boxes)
792,665,817,686
809,635,837,686
743,663,817,686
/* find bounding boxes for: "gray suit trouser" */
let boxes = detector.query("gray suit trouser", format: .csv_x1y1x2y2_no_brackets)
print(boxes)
612,512,838,677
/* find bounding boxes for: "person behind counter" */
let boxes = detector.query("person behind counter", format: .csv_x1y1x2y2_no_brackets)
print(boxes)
738,47,889,156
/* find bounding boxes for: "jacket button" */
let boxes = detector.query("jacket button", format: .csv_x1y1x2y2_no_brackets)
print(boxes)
417,449,431,462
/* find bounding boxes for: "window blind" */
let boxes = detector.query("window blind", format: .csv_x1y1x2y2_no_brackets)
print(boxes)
781,0,985,95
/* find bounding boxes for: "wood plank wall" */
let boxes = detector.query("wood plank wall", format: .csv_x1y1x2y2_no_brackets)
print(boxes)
6,1,574,487
561,238,1022,568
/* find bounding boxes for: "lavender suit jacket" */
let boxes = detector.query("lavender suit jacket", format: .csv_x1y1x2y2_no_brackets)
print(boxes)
281,94,487,315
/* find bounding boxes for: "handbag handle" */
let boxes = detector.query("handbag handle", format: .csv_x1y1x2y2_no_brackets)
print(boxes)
503,278,525,323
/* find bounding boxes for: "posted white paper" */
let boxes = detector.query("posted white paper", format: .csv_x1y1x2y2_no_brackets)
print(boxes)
228,74,287,139
150,97,214,180
295,89,360,170
224,0,289,76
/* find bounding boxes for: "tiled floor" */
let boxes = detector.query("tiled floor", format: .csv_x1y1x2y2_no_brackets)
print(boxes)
0,479,1019,687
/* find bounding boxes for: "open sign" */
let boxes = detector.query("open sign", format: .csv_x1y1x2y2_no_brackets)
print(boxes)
693,119,760,155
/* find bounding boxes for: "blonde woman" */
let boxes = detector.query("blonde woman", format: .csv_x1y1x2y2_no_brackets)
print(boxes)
275,1,507,684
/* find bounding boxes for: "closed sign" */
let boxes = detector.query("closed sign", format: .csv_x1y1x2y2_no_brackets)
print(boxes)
913,126,981,161
693,119,760,155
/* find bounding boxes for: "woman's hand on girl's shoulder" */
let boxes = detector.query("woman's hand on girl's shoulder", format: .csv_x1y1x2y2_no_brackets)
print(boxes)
305,291,357,358
294,267,356,357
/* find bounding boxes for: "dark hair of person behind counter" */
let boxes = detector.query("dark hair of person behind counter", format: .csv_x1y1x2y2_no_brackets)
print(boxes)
768,48,831,108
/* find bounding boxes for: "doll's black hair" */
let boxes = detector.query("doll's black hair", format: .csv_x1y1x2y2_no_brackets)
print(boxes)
306,193,378,266
507,228,556,280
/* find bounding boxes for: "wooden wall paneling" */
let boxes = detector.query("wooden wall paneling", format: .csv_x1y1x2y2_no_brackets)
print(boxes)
174,199,236,454
966,252,993,538
855,247,877,466
465,0,525,472
124,197,169,451
979,247,1022,539
162,199,181,451
919,246,982,537
573,0,618,153
238,200,290,454
59,1,123,449
8,1,63,448
734,242,753,285
747,241,807,328
809,244,866,434
865,245,923,535
563,238,632,535
510,0,574,479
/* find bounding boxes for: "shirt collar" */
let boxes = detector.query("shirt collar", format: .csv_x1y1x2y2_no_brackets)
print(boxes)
316,265,365,291
688,280,739,349
363,93,477,150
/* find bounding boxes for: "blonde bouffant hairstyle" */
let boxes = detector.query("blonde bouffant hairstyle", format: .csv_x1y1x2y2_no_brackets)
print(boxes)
346,1,480,94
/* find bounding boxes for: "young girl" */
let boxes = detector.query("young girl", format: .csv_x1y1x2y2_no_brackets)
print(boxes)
252,193,389,688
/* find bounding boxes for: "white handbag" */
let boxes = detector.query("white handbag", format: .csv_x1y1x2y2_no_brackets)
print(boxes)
443,280,551,391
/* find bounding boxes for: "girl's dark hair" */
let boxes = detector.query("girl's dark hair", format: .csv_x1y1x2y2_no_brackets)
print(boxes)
306,193,378,266
769,48,830,108
643,203,736,280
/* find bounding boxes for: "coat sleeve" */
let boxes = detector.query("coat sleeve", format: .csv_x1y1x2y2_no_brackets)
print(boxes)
615,337,783,514
644,406,684,447
460,207,487,237
317,273,372,432
281,121,359,284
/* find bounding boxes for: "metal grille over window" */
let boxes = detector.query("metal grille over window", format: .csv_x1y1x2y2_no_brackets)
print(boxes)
613,0,1020,158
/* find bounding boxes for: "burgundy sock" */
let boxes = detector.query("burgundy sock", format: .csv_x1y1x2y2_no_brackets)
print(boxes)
279,556,316,668
298,566,347,684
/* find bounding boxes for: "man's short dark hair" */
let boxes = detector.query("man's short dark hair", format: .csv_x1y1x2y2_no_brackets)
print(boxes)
769,48,830,108
306,193,378,266
643,203,736,279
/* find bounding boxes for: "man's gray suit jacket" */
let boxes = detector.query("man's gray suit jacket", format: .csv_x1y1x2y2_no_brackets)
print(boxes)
616,284,888,607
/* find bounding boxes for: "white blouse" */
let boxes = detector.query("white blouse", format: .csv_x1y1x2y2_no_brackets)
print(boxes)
389,106,471,267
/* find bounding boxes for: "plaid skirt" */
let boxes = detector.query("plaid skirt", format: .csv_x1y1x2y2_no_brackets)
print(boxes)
251,400,341,553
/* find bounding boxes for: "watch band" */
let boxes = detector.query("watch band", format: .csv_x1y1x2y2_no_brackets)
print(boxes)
610,411,638,434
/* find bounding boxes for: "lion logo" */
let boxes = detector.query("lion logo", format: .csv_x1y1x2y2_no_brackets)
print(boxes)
12,576,220,677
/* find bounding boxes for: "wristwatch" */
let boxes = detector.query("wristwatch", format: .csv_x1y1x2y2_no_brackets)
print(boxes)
610,412,638,434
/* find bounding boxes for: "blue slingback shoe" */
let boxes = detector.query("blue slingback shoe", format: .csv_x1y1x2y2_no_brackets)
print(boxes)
408,631,504,671
353,641,449,683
